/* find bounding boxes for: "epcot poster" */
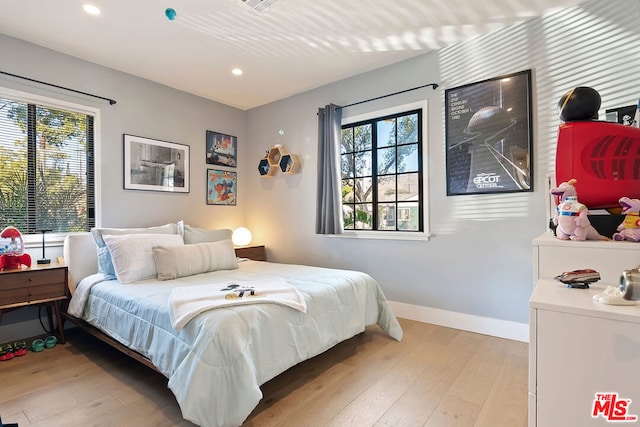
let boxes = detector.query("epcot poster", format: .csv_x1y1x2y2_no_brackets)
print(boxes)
445,69,533,196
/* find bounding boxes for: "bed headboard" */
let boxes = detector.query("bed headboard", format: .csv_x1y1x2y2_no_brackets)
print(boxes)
63,233,98,288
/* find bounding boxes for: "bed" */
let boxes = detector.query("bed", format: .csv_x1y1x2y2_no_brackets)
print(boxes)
62,226,403,427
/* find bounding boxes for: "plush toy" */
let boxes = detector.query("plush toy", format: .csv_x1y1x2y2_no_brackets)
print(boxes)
550,179,608,241
612,197,640,242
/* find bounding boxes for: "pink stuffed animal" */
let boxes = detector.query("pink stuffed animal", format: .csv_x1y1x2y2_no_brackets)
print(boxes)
613,197,640,242
550,179,608,241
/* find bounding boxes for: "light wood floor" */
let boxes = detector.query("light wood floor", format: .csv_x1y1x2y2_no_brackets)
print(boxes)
0,318,528,426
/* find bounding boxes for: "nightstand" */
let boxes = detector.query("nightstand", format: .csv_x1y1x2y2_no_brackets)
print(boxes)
235,245,266,261
0,263,68,343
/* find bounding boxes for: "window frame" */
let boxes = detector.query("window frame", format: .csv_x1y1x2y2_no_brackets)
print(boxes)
336,101,430,241
0,87,101,247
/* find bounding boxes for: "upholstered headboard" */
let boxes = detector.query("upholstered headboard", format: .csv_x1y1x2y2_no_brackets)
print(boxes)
63,233,98,289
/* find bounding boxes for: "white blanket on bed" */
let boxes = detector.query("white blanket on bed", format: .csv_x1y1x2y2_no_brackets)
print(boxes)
169,278,307,330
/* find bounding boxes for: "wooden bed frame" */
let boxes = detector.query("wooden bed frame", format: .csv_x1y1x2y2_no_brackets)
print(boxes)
62,311,160,372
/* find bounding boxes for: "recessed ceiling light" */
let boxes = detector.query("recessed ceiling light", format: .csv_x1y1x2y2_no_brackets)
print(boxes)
83,4,101,16
231,68,243,76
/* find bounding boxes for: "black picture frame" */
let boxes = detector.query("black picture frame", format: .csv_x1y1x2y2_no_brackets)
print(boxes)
605,105,637,126
445,69,533,196
206,131,237,167
123,134,189,193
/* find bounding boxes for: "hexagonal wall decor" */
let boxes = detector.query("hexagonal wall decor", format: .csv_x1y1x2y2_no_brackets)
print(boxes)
259,145,300,177
267,146,284,166
279,154,300,174
258,158,277,177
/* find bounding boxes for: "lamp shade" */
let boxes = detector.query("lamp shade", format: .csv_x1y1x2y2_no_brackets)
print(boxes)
232,227,252,246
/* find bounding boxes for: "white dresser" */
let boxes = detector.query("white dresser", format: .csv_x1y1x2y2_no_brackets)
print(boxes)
529,233,640,427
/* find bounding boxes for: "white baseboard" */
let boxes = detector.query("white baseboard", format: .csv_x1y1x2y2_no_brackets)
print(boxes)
389,301,529,343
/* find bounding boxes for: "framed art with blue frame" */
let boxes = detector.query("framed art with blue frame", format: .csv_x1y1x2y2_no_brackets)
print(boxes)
206,131,237,167
207,168,237,205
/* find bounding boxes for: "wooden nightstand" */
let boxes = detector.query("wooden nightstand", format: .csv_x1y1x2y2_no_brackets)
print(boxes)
0,263,68,343
235,245,266,261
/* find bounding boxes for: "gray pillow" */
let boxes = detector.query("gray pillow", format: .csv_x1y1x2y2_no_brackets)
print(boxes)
183,225,232,244
153,239,238,280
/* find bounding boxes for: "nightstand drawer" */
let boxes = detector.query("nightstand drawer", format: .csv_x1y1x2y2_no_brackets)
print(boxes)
235,245,266,261
0,282,66,306
0,268,66,290
0,264,69,342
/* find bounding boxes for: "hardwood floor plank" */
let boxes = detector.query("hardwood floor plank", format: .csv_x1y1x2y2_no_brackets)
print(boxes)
373,327,484,427
267,329,410,427
0,320,528,427
473,341,528,427
447,334,510,405
423,395,482,427
326,322,441,426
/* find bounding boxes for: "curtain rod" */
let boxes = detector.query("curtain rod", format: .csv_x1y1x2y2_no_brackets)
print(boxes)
0,70,117,105
341,82,439,109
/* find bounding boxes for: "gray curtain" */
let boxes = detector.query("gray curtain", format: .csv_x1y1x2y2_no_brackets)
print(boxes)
316,104,343,234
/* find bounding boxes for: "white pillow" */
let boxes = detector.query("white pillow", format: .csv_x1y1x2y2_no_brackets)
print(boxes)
183,225,232,244
91,223,179,278
103,233,184,283
153,239,238,280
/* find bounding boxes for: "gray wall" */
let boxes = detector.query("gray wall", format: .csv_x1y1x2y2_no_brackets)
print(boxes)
243,0,640,325
1,0,639,342
0,35,248,341
0,35,249,231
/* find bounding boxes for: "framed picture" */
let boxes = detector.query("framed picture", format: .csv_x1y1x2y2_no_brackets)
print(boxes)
206,131,237,167
445,69,533,196
605,105,637,126
123,134,189,193
207,169,237,205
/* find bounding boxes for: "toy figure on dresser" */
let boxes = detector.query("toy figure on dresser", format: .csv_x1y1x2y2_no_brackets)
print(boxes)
612,197,640,242
550,179,608,241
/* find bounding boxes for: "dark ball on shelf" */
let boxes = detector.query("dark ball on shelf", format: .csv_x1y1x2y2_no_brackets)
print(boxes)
558,86,601,122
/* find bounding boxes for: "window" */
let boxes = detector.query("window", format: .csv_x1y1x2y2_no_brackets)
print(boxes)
341,105,424,232
0,93,95,235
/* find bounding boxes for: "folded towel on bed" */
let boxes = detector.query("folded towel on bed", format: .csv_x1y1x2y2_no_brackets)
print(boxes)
169,278,307,330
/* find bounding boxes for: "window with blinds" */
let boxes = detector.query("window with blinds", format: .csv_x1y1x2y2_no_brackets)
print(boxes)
0,96,95,234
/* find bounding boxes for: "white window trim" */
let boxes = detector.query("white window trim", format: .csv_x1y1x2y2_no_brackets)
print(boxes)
0,86,102,246
336,100,431,241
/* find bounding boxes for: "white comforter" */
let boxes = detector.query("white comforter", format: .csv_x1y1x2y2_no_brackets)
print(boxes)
68,260,402,427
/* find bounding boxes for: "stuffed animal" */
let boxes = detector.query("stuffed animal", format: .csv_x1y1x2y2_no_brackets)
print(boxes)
550,179,608,241
612,197,640,242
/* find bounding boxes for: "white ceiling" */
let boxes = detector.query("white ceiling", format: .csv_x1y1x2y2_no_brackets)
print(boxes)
1,0,584,110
